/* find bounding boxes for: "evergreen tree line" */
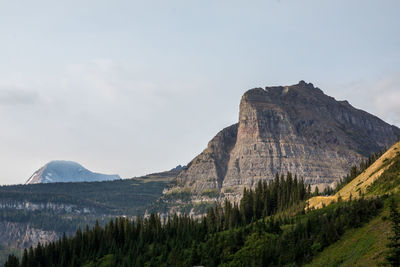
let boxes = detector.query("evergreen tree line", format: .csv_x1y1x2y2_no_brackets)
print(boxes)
387,198,400,266
0,177,170,216
4,173,385,266
208,172,310,231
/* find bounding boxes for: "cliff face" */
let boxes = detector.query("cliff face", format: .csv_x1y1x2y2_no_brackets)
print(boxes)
176,124,238,193
0,222,59,249
172,81,400,201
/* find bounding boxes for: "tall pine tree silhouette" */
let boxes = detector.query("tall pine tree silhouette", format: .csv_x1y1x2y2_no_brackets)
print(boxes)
387,198,400,266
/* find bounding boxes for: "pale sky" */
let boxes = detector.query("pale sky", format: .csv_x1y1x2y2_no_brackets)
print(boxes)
0,0,399,185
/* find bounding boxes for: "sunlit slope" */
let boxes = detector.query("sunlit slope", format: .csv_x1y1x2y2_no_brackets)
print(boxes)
308,142,400,209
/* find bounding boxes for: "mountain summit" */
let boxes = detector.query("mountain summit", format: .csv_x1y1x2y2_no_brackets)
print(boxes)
171,81,400,201
25,160,120,184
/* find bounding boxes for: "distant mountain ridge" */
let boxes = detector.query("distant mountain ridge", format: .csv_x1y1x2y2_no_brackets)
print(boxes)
25,160,120,184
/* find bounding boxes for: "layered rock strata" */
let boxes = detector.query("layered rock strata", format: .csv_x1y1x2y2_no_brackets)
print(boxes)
171,81,400,201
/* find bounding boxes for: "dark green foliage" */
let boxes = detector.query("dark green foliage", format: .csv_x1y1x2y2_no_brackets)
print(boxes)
0,245,20,267
239,173,309,224
387,198,400,266
0,176,172,216
4,254,19,267
6,174,384,267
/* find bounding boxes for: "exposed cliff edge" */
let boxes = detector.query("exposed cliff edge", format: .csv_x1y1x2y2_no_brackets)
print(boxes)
166,81,400,204
0,222,59,249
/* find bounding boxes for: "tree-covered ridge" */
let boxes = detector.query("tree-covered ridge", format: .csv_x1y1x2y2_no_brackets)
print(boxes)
0,174,174,216
0,209,112,234
0,172,176,266
4,173,385,267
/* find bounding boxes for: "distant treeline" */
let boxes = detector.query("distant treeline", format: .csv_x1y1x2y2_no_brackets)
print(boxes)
0,178,170,216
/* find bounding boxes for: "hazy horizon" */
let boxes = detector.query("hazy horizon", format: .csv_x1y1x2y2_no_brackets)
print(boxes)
1,0,399,185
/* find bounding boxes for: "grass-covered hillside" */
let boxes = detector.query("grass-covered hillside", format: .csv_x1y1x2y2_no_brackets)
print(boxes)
308,141,400,209
306,198,392,266
305,141,400,266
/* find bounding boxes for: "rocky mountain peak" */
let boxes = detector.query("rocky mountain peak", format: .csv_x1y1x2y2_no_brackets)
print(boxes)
170,81,400,204
25,160,120,184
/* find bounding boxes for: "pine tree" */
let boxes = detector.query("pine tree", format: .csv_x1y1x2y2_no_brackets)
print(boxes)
21,248,28,267
387,198,400,266
314,186,319,196
4,254,19,267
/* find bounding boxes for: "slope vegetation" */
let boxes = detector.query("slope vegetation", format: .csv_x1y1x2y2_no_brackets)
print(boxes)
308,141,400,209
306,141,400,266
4,172,386,266
6,147,400,266
306,202,391,266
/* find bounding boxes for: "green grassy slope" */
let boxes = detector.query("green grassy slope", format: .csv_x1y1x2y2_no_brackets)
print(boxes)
306,200,391,267
307,144,400,267
308,142,400,209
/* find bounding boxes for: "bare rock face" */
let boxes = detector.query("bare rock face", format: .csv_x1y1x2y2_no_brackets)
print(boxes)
0,222,59,249
176,124,238,193
171,81,400,202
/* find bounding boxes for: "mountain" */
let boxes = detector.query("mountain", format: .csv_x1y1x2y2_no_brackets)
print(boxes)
170,81,400,202
25,160,120,184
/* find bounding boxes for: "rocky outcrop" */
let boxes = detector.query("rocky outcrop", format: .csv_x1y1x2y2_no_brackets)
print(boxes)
0,201,93,214
170,81,400,202
176,124,238,193
0,222,59,249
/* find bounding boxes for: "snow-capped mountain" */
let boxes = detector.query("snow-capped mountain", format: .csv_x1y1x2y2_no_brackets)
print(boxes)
25,160,120,184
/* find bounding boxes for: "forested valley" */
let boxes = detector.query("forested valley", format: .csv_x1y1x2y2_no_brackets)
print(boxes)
4,172,387,266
